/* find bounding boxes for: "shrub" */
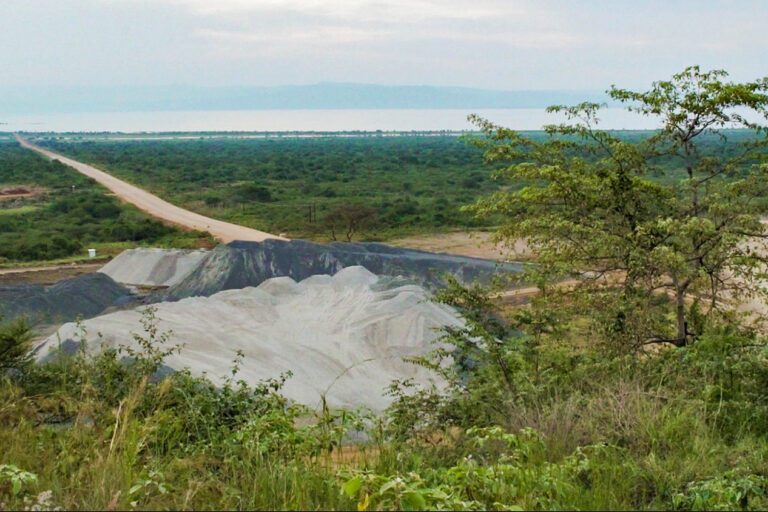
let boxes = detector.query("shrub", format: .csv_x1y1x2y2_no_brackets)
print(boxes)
0,318,33,373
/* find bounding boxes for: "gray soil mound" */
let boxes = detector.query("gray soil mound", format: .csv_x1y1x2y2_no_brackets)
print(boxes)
162,239,521,300
99,248,208,287
2,240,517,325
37,266,458,410
0,272,133,324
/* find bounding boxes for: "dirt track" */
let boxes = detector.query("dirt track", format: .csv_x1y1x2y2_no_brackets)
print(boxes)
14,134,287,244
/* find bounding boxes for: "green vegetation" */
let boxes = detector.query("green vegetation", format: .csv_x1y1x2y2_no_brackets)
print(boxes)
0,205,37,216
2,67,768,510
4,277,768,509
37,135,503,240
0,142,213,264
468,66,768,346
37,129,766,243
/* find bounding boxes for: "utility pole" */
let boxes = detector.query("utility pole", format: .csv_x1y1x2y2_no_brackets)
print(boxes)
307,203,318,223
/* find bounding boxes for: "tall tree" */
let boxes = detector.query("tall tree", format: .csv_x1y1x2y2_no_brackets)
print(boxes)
324,203,377,242
469,66,768,347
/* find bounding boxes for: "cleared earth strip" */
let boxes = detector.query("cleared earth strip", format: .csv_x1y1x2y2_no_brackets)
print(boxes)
14,134,287,244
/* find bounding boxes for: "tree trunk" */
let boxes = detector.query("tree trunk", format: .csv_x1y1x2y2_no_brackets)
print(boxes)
675,288,688,346
673,275,689,346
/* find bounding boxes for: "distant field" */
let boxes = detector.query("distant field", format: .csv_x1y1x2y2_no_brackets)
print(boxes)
35,130,763,241
29,130,472,140
0,141,213,264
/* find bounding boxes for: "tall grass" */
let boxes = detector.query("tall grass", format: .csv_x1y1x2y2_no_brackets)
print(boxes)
2,306,768,509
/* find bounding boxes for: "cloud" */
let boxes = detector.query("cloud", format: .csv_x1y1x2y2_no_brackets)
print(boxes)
6,0,768,89
181,0,581,53
169,0,521,22
197,26,394,45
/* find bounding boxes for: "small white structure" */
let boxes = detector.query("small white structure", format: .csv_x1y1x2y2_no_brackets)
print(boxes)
88,249,96,258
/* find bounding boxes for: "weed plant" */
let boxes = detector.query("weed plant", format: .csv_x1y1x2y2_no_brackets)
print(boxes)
2,285,768,510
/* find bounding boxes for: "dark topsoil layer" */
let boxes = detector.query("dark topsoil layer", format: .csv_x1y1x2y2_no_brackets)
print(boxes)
160,239,522,301
1,239,522,326
0,272,134,325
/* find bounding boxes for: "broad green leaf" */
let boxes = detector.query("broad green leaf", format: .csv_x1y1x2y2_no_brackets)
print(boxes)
402,491,427,511
342,477,362,497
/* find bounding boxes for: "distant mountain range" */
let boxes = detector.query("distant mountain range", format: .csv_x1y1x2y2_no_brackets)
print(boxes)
0,83,608,114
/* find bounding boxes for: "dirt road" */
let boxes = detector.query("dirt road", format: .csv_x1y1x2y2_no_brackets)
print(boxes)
14,134,287,244
390,231,533,261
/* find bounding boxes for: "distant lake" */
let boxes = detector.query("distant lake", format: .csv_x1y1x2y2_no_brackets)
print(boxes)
0,108,672,133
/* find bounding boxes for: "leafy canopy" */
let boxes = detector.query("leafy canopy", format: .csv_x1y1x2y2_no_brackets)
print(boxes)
468,66,768,348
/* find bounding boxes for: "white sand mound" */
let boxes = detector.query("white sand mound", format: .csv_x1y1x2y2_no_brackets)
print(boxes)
37,266,460,410
99,248,209,287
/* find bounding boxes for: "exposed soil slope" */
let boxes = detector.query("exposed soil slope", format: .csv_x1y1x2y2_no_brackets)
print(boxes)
0,272,133,324
99,248,208,287
161,239,524,300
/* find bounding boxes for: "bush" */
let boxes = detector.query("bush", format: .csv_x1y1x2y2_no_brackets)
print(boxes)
0,318,32,372
235,183,273,203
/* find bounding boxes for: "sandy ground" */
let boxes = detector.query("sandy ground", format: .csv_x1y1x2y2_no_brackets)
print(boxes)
392,231,768,317
0,186,46,202
14,134,287,244
99,247,209,286
390,231,532,261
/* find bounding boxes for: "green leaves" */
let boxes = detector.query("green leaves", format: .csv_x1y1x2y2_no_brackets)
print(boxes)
338,427,619,511
401,491,427,511
0,464,38,496
469,66,768,348
342,476,363,497
0,317,33,372
339,469,479,511
673,470,768,511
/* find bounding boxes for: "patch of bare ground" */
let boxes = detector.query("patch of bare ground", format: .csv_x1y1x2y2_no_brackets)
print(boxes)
324,445,381,469
0,261,107,286
390,231,532,261
0,185,46,201
15,134,287,244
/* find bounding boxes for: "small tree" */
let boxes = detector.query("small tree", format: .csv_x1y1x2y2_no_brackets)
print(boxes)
469,66,768,347
324,203,377,242
0,318,33,372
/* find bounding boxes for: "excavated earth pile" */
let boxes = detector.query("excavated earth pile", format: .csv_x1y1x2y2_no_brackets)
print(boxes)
99,248,208,287
0,273,134,324
161,239,523,300
2,239,519,326
36,266,459,410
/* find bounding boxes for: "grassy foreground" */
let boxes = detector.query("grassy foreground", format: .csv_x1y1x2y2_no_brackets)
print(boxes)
2,293,768,510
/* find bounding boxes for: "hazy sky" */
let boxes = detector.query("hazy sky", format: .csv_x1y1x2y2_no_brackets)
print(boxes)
2,0,766,90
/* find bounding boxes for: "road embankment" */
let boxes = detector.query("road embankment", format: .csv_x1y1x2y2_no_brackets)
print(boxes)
14,134,287,243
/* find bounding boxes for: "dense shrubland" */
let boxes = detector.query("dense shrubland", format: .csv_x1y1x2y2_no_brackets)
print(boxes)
37,129,765,243
0,143,212,263
37,135,501,240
